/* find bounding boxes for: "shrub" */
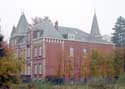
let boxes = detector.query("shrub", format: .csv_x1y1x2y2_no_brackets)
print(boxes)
116,73,125,84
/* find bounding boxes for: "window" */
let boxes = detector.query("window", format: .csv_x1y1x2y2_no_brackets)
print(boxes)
83,48,87,55
33,31,39,39
39,30,43,37
70,48,74,57
34,65,37,74
43,43,45,58
27,33,30,41
39,64,43,74
27,48,30,57
27,65,31,75
34,48,37,57
39,46,42,56
68,33,75,40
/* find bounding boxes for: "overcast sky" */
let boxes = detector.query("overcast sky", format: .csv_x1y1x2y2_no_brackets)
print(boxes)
0,0,124,41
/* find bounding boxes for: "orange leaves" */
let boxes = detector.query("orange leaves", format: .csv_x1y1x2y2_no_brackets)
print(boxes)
90,49,115,78
0,42,24,85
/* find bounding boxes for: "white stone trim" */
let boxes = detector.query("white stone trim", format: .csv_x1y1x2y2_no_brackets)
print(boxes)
46,39,48,43
51,39,53,43
42,41,46,77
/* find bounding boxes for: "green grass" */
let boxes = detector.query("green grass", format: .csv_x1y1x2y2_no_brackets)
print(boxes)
10,83,125,89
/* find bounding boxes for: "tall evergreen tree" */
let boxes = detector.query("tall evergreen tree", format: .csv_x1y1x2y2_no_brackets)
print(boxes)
112,16,125,47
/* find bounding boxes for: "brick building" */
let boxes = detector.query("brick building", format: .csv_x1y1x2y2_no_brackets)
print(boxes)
9,13,113,82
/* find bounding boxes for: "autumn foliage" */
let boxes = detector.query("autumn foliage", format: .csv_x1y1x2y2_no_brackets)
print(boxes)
57,48,124,80
0,43,24,87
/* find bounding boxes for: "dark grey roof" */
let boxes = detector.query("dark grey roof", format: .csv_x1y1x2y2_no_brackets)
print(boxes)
11,26,16,36
10,14,112,44
32,17,63,39
10,13,29,39
58,26,90,41
58,26,112,44
16,13,28,34
90,13,101,38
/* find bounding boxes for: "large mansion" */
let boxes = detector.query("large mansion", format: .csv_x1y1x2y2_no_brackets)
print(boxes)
9,13,113,82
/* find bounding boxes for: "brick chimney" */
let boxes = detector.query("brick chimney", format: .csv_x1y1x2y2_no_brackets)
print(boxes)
55,21,58,31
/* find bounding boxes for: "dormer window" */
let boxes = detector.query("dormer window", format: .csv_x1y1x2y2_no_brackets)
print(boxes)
39,30,43,37
33,31,38,39
63,33,75,40
33,29,43,39
68,33,75,40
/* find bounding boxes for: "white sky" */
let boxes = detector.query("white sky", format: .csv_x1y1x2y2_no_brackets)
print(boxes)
0,0,124,41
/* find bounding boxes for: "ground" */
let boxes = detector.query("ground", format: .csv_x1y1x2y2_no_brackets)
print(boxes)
10,83,125,89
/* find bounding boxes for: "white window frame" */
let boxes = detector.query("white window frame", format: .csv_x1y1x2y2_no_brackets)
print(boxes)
39,46,42,56
68,33,75,40
83,48,87,55
27,48,30,57
39,64,42,74
34,64,37,74
34,48,37,57
70,47,74,57
27,33,30,41
27,65,31,75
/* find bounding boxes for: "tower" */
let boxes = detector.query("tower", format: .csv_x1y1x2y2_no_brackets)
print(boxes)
10,12,28,45
90,12,101,38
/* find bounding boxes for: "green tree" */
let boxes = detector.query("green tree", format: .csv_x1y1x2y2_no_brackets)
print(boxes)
113,48,124,80
90,49,101,78
90,49,115,80
0,46,24,88
112,16,125,47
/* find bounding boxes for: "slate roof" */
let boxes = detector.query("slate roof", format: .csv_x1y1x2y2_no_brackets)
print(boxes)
11,26,16,36
58,26,111,44
10,13,112,44
58,26,90,41
16,13,28,34
11,13,28,37
90,13,101,38
32,17,63,39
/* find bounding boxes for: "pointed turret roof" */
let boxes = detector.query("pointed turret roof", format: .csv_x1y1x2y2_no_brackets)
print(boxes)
90,13,101,38
16,12,28,34
11,25,16,36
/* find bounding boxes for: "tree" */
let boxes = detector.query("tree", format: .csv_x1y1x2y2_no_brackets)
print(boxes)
80,53,90,82
0,44,24,88
90,49,115,81
112,48,124,80
101,52,115,81
112,16,125,47
32,17,43,25
90,49,101,78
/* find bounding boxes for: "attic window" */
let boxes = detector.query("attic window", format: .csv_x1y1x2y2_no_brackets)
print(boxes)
39,30,44,37
63,34,68,39
33,31,38,39
68,33,75,40
18,37,25,43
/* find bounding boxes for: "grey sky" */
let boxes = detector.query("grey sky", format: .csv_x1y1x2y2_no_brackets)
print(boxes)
0,0,124,41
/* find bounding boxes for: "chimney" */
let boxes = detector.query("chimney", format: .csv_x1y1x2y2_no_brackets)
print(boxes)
55,21,58,31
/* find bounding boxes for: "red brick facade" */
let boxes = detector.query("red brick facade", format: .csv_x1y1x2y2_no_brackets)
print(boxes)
9,13,114,82
30,37,113,81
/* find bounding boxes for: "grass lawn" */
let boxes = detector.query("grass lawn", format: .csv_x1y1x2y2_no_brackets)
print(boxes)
10,83,125,89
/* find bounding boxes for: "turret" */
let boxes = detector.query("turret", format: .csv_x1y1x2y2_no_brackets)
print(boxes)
90,13,101,38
